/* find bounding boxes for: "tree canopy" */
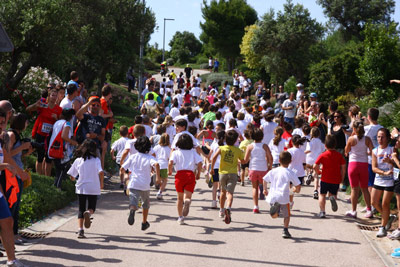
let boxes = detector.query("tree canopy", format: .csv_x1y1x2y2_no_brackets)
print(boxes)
169,31,202,64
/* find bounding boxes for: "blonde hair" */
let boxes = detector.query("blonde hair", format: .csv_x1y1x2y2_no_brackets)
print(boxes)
159,133,170,146
273,127,284,146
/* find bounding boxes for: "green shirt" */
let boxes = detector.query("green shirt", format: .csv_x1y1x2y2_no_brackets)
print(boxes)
239,139,254,152
202,111,216,127
219,145,244,174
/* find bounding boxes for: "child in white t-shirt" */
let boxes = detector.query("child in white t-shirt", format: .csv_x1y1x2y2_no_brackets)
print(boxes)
263,151,301,238
268,127,286,167
209,131,225,209
169,134,202,225
305,127,325,192
67,139,104,239
110,126,129,189
121,136,161,231
153,133,171,200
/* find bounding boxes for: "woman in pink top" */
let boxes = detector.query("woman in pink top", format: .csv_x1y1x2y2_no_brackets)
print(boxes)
345,120,374,218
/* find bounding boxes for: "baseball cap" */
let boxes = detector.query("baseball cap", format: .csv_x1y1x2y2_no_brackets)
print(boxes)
310,92,317,98
296,83,303,88
88,96,100,103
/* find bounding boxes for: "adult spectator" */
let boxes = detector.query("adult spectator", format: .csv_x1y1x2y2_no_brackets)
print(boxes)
208,57,213,71
281,92,297,127
213,58,220,72
274,85,288,113
126,66,135,92
296,83,304,101
26,89,62,176
76,96,106,168
184,64,193,79
0,100,14,124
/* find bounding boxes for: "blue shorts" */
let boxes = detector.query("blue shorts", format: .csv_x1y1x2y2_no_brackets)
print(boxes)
212,169,220,182
368,164,376,187
0,196,11,219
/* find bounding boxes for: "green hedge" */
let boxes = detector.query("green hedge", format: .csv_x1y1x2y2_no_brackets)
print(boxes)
19,173,76,228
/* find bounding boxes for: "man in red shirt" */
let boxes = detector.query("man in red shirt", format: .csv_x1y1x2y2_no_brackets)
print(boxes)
314,135,346,218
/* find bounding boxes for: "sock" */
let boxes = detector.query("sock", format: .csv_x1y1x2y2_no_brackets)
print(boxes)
158,190,162,194
284,227,288,231
227,207,231,210
367,206,371,211
254,206,259,209
79,228,83,231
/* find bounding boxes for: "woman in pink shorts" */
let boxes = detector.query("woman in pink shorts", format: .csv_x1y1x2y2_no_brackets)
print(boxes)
345,120,374,218
244,128,273,213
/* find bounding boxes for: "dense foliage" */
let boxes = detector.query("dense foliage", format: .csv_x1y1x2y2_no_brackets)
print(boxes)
169,31,202,64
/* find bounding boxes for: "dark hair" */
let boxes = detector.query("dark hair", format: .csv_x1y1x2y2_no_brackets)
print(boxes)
377,128,391,143
133,124,146,138
251,128,264,142
215,111,222,120
119,125,128,136
175,119,188,130
225,130,238,146
156,124,166,135
176,133,193,150
142,116,150,124
10,113,28,131
61,108,76,121
294,117,304,129
325,134,336,149
264,109,275,122
188,126,197,136
279,151,292,165
75,139,98,160
334,111,347,125
217,130,225,146
134,136,152,153
187,112,196,122
179,108,185,115
292,134,307,146
282,122,293,132
229,118,237,128
216,122,226,131
353,119,365,140
311,127,320,138
205,120,214,129
70,71,79,80
41,89,48,99
243,129,252,139
368,108,379,121
66,83,78,95
101,84,112,97
173,99,179,107
302,124,311,136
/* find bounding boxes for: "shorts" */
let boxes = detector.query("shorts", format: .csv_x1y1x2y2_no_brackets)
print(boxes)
368,164,376,187
373,185,394,192
219,173,237,194
160,169,168,179
249,170,267,183
240,163,249,170
0,196,11,219
35,134,52,163
348,162,369,188
320,181,339,195
77,194,98,218
175,170,196,193
298,176,305,185
212,169,220,182
243,90,251,97
272,163,280,168
394,179,400,195
271,203,290,218
129,189,150,209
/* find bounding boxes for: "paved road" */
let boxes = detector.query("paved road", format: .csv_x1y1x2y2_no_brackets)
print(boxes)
10,175,383,267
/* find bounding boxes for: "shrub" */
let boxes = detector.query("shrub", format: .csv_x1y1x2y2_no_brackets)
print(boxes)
199,63,209,70
284,76,297,94
335,92,356,112
143,58,158,71
19,173,76,228
204,73,231,87
378,100,400,130
166,58,175,66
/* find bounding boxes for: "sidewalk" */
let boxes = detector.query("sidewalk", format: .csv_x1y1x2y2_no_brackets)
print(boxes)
1,174,390,267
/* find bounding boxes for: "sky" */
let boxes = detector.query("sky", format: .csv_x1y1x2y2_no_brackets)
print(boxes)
147,0,400,51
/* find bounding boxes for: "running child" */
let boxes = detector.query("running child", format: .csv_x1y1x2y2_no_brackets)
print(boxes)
153,133,171,200
208,131,225,209
121,136,161,230
313,135,346,218
305,127,325,190
67,139,104,238
263,151,301,238
243,128,273,213
268,127,286,168
110,126,129,189
239,129,254,187
211,130,245,224
169,134,202,225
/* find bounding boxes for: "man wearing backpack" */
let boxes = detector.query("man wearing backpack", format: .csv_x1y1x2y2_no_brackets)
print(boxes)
141,93,158,119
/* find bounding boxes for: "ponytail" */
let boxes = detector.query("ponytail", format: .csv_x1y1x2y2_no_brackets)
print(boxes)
217,130,226,146
353,120,365,140
273,127,284,146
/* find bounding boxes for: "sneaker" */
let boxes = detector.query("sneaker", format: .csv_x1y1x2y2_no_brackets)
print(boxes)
391,251,400,258
377,226,387,238
177,216,185,225
345,210,357,218
306,174,313,185
83,211,92,229
224,209,231,224
219,210,225,218
329,196,338,212
155,183,160,190
241,181,245,186
386,214,397,231
282,228,292,239
128,209,135,225
360,207,368,213
141,221,150,231
156,193,163,200
253,208,260,214
388,229,400,240
183,200,191,217
77,229,86,239
119,183,124,189
319,211,326,218
205,174,210,185
6,259,27,267
211,200,218,209
270,202,280,217
313,190,319,200
364,210,373,219
340,185,347,192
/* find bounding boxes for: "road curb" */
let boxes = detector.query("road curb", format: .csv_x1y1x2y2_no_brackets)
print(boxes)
361,230,397,267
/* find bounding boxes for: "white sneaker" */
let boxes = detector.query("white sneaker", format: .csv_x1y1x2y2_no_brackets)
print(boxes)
177,216,184,225
7,259,27,267
156,193,163,200
376,226,387,238
364,210,373,218
360,207,368,213
211,200,218,209
345,210,357,218
389,229,400,240
219,210,225,218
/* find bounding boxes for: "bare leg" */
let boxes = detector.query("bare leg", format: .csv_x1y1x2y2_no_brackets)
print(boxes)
160,178,168,192
283,217,290,228
44,161,53,177
184,190,193,201
360,187,371,208
212,182,218,201
351,186,360,212
0,217,16,261
319,194,326,212
371,188,383,214
36,161,44,175
240,168,245,184
381,191,394,227
177,192,184,217
226,192,234,208
142,209,149,223
220,190,227,209
252,180,259,207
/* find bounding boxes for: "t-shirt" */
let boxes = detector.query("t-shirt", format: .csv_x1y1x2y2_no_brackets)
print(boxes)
202,112,216,126
34,105,62,136
219,145,244,174
210,141,222,168
170,149,202,172
100,98,113,130
305,138,325,165
237,120,248,135
268,139,286,165
373,146,394,187
111,137,129,164
143,124,153,138
239,139,253,152
122,152,158,191
190,87,201,98
288,147,306,177
282,99,297,118
365,124,382,164
184,67,192,77
169,107,180,119
60,97,73,110
79,113,106,146
171,131,199,149
261,121,278,145
153,145,171,169
263,167,300,204
315,150,345,184
67,157,103,195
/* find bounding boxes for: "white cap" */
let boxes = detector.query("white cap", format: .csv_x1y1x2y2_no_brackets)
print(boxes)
296,83,303,88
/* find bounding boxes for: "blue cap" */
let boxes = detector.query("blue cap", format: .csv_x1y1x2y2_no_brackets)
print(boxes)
310,92,317,98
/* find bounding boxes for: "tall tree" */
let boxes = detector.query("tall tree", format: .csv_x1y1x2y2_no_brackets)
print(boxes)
200,0,257,73
251,0,324,83
169,31,202,64
317,0,395,40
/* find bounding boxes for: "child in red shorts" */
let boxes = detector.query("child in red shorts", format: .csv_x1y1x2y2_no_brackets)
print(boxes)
314,135,346,218
168,134,202,225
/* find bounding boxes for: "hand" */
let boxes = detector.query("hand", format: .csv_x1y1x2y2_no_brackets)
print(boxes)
21,142,32,150
263,189,268,196
384,170,393,176
210,169,214,175
156,178,161,186
382,156,392,164
168,170,172,176
19,171,30,181
70,176,76,182
5,163,17,176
